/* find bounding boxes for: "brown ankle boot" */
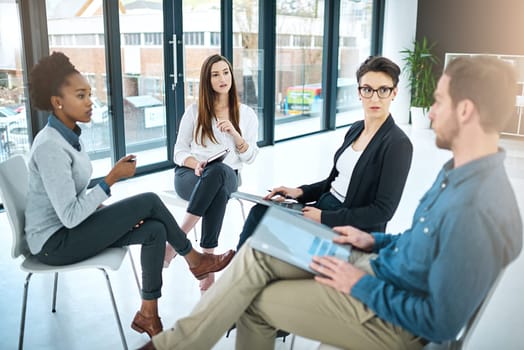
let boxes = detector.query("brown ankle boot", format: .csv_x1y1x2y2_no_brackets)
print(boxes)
190,250,235,280
131,311,163,338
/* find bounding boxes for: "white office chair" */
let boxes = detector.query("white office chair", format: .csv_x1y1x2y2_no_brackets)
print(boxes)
290,268,506,350
421,268,506,350
0,155,140,350
156,190,201,241
157,184,247,242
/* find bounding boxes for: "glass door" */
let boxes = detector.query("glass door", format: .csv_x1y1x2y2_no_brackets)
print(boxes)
182,1,221,108
233,0,263,141
119,5,168,166
44,1,183,176
46,0,115,177
275,0,325,141
335,0,374,127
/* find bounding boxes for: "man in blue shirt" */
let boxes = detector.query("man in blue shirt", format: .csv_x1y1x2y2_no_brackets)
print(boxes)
141,56,522,350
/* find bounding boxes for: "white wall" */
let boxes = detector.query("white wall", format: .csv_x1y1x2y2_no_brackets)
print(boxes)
382,0,418,124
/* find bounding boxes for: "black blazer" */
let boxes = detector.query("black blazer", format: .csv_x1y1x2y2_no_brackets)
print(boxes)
298,115,413,233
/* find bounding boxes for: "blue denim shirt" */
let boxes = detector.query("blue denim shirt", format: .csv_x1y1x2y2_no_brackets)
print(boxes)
351,150,522,342
48,114,82,151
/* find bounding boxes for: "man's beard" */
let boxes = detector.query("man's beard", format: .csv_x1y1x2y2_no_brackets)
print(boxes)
435,116,459,150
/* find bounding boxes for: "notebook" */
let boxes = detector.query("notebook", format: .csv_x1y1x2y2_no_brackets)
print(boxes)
249,207,352,274
231,191,304,215
206,148,229,165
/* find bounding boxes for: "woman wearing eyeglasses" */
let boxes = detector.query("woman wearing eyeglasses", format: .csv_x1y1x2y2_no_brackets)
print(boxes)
237,56,413,249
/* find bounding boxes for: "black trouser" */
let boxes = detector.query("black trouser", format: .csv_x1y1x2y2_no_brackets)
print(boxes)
174,162,238,249
36,192,192,300
236,191,343,249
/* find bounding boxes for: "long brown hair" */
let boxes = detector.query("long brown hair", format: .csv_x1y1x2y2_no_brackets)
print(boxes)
195,54,241,145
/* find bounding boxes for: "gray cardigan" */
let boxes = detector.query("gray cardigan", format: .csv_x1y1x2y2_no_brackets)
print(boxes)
25,125,108,254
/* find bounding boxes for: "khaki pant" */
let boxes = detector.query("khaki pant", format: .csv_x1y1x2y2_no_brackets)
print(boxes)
152,244,425,350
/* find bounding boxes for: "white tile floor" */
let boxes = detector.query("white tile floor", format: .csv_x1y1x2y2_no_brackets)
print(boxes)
0,125,523,350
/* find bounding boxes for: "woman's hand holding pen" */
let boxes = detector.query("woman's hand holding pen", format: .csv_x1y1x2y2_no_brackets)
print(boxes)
105,155,137,186
264,186,303,201
216,119,240,138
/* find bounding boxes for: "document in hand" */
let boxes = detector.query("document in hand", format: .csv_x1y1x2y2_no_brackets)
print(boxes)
249,207,351,274
206,148,230,165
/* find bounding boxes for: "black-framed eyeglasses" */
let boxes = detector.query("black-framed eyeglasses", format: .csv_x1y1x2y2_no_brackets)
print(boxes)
358,86,395,99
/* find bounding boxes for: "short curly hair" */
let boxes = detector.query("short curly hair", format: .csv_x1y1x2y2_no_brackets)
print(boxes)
29,52,79,111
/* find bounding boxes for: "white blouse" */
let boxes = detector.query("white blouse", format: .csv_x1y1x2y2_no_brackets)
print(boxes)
330,144,362,202
174,103,259,170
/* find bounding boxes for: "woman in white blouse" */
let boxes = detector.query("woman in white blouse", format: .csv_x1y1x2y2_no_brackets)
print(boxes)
165,54,259,290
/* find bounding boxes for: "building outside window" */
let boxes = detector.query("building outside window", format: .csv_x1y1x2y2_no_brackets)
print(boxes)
9,0,378,170
124,33,141,46
144,32,163,46
182,1,221,108
210,32,220,46
75,34,98,46
274,0,325,140
335,0,374,127
0,0,29,162
184,32,205,46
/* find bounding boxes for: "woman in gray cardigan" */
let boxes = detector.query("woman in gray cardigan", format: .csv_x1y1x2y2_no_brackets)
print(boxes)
24,52,235,339
237,56,413,249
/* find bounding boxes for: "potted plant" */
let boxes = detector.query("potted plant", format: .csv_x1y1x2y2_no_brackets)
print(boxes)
401,37,439,128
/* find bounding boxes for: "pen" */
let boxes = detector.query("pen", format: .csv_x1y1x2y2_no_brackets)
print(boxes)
267,189,294,200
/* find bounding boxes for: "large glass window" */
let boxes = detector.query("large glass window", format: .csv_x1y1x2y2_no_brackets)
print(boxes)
182,1,221,108
275,0,325,140
119,4,168,166
46,1,174,174
210,32,221,46
233,0,263,141
46,0,112,178
0,1,28,163
33,0,380,171
335,0,374,127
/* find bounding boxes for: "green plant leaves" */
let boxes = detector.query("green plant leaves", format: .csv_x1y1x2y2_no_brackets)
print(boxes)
401,37,439,110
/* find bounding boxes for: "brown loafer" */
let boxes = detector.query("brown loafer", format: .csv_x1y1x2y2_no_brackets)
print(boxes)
190,250,235,280
131,311,163,338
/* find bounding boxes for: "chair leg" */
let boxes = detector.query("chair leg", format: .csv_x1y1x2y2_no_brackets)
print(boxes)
99,268,128,350
225,323,235,337
193,227,199,242
127,249,141,293
52,272,58,312
234,198,247,221
289,333,296,350
449,341,463,350
18,272,33,350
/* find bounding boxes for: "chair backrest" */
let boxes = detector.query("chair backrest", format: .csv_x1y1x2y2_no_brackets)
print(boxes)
423,268,507,350
0,155,30,259
454,268,506,349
